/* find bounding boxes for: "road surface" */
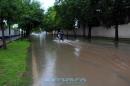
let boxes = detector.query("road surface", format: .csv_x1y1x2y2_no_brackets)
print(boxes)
31,32,130,86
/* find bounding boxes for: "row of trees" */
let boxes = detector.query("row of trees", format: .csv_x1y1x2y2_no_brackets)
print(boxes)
0,0,44,49
44,0,130,41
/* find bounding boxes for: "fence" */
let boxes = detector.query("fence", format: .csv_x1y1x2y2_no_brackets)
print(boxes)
0,29,20,39
65,23,130,38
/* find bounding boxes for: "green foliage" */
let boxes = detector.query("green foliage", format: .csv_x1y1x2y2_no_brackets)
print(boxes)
99,0,130,41
55,0,77,30
0,0,44,37
0,0,19,20
19,0,44,36
52,0,101,32
43,7,57,31
100,0,128,27
53,0,130,29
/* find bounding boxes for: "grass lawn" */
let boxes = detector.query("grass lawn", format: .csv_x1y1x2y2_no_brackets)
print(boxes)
0,40,30,86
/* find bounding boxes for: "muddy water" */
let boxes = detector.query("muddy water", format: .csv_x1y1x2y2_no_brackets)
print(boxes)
31,33,130,86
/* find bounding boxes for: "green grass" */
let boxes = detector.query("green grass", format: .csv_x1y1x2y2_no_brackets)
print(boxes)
0,40,30,86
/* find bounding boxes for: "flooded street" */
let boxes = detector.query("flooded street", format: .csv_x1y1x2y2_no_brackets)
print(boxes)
31,32,130,86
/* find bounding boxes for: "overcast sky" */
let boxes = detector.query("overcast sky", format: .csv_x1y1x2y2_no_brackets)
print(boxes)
37,0,55,11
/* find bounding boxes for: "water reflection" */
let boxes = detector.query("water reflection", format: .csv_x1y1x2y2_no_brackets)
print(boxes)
31,33,130,86
40,51,57,86
39,31,46,46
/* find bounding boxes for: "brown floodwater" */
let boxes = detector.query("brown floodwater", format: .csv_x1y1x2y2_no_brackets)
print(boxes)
31,32,130,86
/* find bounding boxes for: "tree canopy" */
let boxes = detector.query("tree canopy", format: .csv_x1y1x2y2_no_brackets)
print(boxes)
43,0,130,41
0,0,44,49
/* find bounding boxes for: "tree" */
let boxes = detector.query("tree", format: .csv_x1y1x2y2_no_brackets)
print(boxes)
19,1,44,37
0,0,16,49
5,0,21,39
0,18,7,49
54,0,101,40
53,0,129,41
54,0,80,38
0,0,29,49
80,0,100,41
43,7,57,32
100,0,128,42
0,0,44,49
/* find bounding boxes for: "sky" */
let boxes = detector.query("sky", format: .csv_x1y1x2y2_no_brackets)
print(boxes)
37,0,55,11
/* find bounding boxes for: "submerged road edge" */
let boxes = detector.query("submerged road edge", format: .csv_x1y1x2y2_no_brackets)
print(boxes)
32,45,39,86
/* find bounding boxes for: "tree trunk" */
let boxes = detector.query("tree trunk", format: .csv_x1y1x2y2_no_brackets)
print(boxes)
25,24,32,38
0,19,7,49
19,29,21,37
66,30,69,39
88,26,92,41
1,28,7,49
8,22,11,39
115,24,119,42
73,29,77,39
83,23,86,37
21,29,24,38
22,29,26,38
26,29,31,38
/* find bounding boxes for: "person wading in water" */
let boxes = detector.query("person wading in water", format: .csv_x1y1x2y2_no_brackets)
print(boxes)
57,30,64,41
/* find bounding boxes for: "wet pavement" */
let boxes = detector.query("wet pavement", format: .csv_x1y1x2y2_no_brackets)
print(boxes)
31,32,130,86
